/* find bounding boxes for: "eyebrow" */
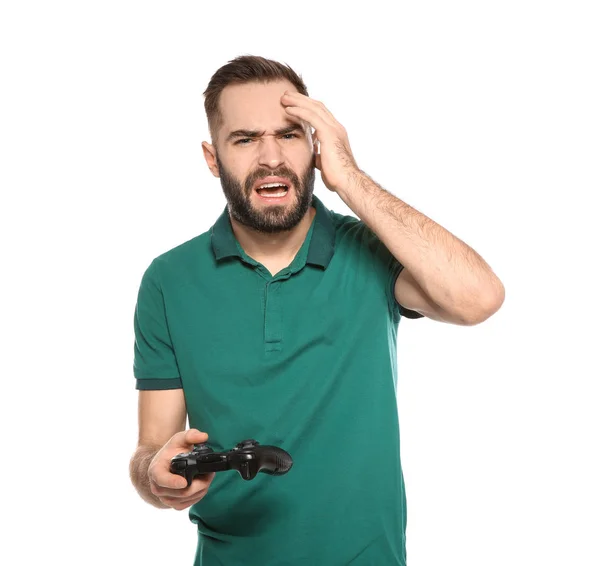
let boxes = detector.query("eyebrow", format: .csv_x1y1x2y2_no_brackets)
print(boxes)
226,124,304,142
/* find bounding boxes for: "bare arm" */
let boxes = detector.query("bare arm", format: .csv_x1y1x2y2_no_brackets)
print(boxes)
339,171,505,325
129,389,187,509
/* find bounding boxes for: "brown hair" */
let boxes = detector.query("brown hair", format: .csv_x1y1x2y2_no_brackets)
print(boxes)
203,55,309,145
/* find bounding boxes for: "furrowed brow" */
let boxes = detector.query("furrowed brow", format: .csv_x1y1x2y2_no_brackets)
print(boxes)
274,124,304,136
226,124,304,142
226,129,265,142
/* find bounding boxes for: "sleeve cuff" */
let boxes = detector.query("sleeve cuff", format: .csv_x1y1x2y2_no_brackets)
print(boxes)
136,377,183,390
392,263,425,320
398,305,425,319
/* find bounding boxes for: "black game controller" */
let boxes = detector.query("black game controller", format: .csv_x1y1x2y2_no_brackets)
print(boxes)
170,439,293,485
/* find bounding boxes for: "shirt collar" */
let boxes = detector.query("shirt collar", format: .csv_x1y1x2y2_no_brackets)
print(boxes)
210,194,335,269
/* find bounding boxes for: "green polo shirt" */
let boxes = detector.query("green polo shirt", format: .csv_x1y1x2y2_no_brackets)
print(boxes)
133,194,423,566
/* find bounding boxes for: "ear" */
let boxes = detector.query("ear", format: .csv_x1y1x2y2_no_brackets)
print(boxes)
202,141,220,178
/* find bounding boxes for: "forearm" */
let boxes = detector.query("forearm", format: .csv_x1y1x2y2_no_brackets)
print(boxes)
129,445,169,509
339,170,504,320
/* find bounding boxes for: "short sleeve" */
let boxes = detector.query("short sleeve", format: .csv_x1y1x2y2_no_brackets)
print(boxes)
360,222,424,322
133,260,183,390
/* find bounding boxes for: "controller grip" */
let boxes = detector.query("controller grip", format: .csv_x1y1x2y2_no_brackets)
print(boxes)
169,455,197,488
256,446,293,475
182,466,197,488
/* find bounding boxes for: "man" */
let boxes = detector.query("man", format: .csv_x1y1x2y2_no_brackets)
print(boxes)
129,55,505,565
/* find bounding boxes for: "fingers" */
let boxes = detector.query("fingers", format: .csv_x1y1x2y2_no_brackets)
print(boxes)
150,453,188,490
153,468,189,490
160,489,207,511
281,91,336,126
153,471,214,495
284,104,329,134
152,472,216,510
156,465,216,494
166,476,213,508
148,428,214,509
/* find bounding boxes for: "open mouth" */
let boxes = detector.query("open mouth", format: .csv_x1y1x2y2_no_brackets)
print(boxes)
255,181,290,200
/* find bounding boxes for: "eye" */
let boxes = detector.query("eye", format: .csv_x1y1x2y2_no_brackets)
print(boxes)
235,138,253,145
282,133,297,140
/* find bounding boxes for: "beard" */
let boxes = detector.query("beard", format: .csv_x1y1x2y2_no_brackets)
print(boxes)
215,152,316,234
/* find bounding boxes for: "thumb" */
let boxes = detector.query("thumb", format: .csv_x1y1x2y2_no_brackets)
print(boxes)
183,428,209,447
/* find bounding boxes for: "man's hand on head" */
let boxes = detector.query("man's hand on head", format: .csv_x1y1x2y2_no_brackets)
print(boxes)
280,91,360,194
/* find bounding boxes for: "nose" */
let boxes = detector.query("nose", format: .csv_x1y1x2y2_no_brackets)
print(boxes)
257,135,285,170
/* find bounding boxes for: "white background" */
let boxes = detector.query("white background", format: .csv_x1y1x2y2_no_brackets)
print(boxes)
1,1,598,565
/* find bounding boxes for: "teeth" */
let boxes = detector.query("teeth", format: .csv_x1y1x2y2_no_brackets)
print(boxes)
260,191,287,197
258,182,288,189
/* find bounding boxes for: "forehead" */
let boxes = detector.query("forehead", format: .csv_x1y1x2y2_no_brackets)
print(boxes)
218,80,302,131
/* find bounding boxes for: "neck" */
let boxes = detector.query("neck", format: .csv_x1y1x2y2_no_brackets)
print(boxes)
230,205,316,261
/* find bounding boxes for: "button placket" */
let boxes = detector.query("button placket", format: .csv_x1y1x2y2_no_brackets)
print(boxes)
264,280,284,352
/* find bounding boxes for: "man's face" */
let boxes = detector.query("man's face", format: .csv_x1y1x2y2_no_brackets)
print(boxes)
211,80,316,234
